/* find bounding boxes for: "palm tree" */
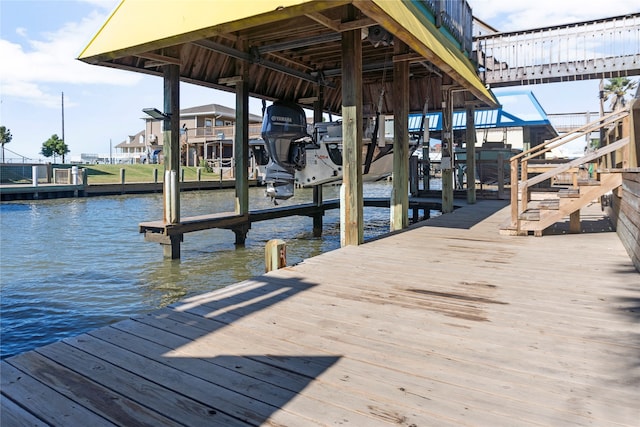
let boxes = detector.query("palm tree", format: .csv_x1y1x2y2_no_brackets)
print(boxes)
1,126,12,163
603,77,638,111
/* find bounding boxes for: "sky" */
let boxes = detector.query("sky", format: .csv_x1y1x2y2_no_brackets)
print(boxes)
1,0,638,161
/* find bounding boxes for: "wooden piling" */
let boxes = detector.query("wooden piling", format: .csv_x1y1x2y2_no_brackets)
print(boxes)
391,39,409,231
340,9,363,246
163,63,181,259
265,239,286,272
441,87,454,213
466,102,477,204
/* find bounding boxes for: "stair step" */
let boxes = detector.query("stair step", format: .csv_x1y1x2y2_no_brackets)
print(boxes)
519,209,540,221
578,178,601,186
538,199,559,210
558,188,580,198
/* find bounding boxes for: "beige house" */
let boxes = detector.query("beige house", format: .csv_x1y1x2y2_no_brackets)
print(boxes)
114,130,147,164
143,103,263,166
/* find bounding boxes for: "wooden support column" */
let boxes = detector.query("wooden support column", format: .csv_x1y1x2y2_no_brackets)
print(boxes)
340,11,363,246
313,185,323,237
234,38,249,245
569,210,581,234
465,102,477,204
163,64,181,259
235,40,249,217
391,40,409,231
441,88,454,213
313,86,324,237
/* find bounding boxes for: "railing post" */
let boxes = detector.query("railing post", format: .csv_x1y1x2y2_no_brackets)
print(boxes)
510,158,518,227
497,153,504,199
520,159,528,183
520,182,529,217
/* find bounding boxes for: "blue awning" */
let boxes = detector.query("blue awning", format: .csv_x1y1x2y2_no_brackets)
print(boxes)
409,90,554,132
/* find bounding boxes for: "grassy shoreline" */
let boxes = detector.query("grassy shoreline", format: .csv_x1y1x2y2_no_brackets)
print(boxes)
81,164,223,184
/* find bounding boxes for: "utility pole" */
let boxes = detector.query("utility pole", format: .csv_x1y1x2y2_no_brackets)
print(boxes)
61,92,65,163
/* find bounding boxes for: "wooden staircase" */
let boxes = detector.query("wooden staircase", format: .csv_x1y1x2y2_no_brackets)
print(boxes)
503,108,631,236
516,172,622,235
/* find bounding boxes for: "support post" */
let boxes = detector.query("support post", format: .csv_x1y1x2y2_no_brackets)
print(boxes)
235,38,249,217
340,10,363,246
510,158,519,227
465,102,476,204
313,85,324,237
265,239,287,272
441,88,454,213
422,117,430,191
163,64,181,259
497,153,505,199
569,210,581,233
391,40,409,231
232,224,249,245
313,184,323,237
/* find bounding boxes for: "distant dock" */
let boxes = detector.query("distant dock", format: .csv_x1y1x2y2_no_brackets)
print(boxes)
0,180,244,201
2,200,637,426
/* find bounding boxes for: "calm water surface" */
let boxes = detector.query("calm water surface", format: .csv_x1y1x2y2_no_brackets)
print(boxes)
0,182,412,358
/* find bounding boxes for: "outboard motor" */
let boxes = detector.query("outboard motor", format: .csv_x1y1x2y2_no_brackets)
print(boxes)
261,101,311,201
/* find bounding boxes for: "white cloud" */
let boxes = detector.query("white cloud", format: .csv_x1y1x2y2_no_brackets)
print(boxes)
471,0,640,31
0,6,141,109
78,0,119,8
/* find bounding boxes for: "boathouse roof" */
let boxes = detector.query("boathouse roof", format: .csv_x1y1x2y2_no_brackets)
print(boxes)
78,0,498,114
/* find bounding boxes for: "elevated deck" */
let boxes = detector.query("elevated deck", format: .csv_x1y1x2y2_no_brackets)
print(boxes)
2,201,638,426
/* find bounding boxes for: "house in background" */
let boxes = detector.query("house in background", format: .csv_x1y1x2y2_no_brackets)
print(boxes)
114,130,148,164
143,103,263,167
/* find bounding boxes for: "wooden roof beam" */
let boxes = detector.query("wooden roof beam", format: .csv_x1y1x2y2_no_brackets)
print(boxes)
305,12,341,32
136,52,182,66
192,39,335,88
306,12,376,32
256,33,341,54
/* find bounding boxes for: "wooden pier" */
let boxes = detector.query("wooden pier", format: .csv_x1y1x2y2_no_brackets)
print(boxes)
139,197,443,244
2,200,638,426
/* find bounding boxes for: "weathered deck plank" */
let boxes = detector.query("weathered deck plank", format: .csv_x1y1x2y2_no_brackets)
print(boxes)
2,200,638,426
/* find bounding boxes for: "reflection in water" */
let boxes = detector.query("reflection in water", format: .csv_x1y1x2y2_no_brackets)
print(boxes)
0,183,400,358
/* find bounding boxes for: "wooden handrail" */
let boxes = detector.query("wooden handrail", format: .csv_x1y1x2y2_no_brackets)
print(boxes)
522,137,629,189
509,107,631,230
510,109,630,163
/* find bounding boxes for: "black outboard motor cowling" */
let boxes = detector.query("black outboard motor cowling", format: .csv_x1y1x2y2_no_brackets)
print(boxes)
261,101,311,200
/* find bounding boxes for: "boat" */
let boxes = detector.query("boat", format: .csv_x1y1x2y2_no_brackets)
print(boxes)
257,101,418,201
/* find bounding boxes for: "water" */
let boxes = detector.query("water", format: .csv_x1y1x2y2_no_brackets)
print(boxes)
0,182,408,359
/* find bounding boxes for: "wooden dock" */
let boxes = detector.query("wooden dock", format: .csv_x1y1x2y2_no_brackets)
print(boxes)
2,200,638,426
0,180,245,201
139,197,442,240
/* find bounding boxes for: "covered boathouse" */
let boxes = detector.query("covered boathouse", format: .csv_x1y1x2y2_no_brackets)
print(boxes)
76,0,497,258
